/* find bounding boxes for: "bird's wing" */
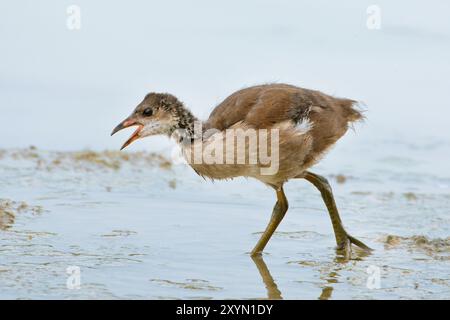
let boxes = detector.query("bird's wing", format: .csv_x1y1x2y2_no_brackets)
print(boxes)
204,85,265,131
204,84,362,165
205,83,345,130
206,84,362,130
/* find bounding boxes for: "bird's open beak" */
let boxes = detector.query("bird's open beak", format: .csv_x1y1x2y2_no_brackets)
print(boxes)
111,118,144,150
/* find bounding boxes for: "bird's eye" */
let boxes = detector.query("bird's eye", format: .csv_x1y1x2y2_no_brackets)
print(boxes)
143,108,153,117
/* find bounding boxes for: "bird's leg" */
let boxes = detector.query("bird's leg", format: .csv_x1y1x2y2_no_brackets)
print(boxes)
251,186,288,256
303,171,372,257
251,255,282,299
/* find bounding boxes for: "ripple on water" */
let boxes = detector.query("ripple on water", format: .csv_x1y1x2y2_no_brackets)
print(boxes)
150,279,223,291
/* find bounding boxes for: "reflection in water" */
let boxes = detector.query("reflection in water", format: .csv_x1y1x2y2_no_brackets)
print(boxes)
318,270,339,300
251,248,372,300
319,286,334,300
318,249,372,300
251,256,283,300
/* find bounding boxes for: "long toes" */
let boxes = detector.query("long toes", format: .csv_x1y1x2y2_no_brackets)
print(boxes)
347,234,373,252
336,235,372,260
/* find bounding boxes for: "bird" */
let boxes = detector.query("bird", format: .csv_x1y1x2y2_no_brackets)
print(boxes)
111,83,372,258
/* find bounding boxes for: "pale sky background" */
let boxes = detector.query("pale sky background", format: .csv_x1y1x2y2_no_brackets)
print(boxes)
1,0,449,151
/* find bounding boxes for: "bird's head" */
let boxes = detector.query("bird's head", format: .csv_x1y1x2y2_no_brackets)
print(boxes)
111,93,186,150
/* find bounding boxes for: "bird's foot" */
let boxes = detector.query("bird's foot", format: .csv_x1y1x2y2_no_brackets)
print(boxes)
336,233,372,260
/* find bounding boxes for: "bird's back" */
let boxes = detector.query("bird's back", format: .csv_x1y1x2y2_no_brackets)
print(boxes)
206,84,361,128
205,83,362,164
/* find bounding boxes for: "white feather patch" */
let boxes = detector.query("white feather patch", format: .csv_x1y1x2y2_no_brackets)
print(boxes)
295,118,313,134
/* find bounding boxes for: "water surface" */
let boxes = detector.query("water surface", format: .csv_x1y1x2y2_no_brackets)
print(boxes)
1,146,448,299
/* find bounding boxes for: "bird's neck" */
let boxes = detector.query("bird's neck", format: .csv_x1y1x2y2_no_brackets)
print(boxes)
170,102,202,144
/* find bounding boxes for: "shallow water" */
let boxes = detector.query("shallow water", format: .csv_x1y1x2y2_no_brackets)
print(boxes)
0,145,449,300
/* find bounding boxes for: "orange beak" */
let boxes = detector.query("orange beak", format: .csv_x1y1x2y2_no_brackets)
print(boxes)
111,118,144,150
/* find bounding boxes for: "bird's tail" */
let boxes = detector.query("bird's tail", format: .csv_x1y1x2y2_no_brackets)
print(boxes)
338,98,365,123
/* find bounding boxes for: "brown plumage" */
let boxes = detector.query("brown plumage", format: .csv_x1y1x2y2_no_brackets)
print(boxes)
197,84,363,186
111,83,371,258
